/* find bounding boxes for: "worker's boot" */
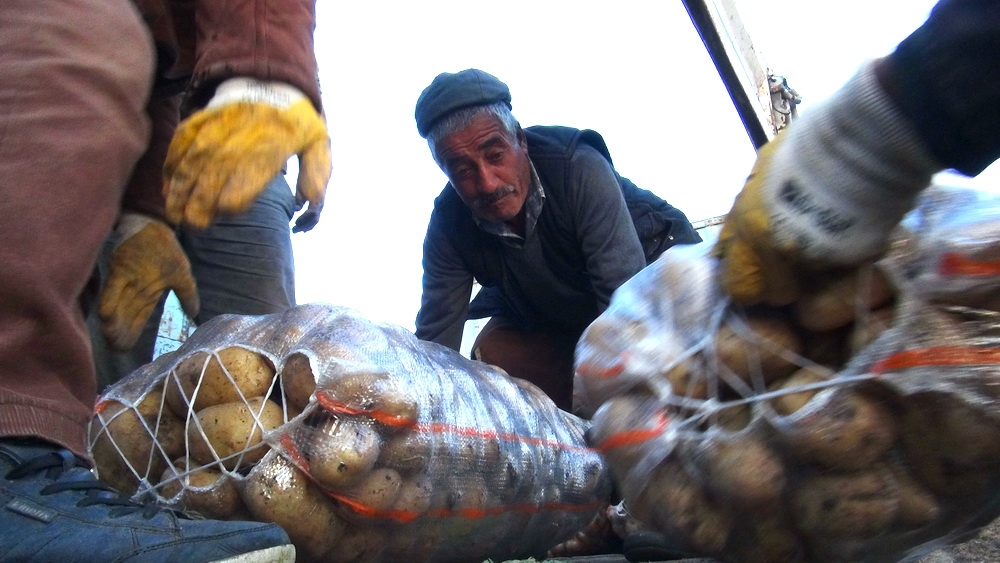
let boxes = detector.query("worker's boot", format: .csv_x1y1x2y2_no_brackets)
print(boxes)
608,500,696,562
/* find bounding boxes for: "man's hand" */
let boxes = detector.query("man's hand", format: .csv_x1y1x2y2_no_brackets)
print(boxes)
713,60,938,306
163,78,331,230
98,214,199,351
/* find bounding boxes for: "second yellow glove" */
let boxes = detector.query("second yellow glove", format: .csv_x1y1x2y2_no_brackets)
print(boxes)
98,213,199,351
163,78,332,230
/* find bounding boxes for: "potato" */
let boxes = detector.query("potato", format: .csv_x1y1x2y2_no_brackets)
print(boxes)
729,516,805,563
690,434,786,508
90,387,185,494
715,314,801,386
488,451,537,503
381,519,448,561
588,394,665,470
158,461,250,520
392,473,434,517
790,469,900,537
626,459,732,555
165,347,276,417
441,472,491,537
326,524,388,563
242,450,348,563
768,365,835,416
901,393,1000,495
562,456,609,504
794,266,895,332
800,326,851,370
279,352,316,412
711,403,753,432
323,371,419,431
884,460,941,528
849,305,896,354
335,467,402,523
307,416,381,491
771,381,898,470
187,396,284,470
662,361,708,400
377,430,431,476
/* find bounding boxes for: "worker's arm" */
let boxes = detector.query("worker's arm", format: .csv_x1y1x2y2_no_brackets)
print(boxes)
714,0,1000,306
163,0,330,231
415,207,475,351
569,147,648,313
101,95,198,351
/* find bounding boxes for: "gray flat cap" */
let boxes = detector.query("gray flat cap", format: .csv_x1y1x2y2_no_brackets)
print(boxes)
414,68,512,138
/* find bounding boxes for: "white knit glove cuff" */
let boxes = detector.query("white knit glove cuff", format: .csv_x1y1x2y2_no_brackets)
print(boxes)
109,212,156,250
207,78,306,110
765,60,940,265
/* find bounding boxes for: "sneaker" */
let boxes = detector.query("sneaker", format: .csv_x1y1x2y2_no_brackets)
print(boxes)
623,530,696,562
0,439,294,563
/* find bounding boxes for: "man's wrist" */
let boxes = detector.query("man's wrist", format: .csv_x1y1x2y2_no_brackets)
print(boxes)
110,212,158,248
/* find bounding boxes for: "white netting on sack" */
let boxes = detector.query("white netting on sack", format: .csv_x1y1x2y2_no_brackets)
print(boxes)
88,305,611,563
574,185,1000,562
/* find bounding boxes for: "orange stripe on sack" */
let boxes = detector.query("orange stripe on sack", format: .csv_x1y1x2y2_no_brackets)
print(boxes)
278,433,308,468
326,490,606,524
313,390,597,455
595,411,669,453
576,357,627,380
939,252,1000,277
410,421,596,454
314,392,417,429
872,346,1000,373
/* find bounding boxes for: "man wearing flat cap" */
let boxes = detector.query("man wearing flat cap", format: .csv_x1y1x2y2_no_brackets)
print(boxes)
413,68,700,413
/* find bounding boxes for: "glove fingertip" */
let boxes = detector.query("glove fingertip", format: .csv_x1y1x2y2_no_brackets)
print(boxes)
721,240,765,305
173,283,200,320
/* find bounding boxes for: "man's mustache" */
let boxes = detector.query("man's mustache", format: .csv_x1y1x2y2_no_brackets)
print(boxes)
474,185,516,208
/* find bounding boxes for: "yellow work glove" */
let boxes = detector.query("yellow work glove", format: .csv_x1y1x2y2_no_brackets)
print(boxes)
163,78,331,230
713,60,939,306
98,213,199,351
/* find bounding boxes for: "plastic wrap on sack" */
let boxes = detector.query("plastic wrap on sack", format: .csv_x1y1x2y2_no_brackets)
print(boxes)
88,304,611,563
575,185,1000,562
895,186,1000,309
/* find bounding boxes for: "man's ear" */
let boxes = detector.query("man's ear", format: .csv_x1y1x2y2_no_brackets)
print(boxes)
515,124,527,147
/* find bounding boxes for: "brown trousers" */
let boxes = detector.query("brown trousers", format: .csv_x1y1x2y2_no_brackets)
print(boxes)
471,316,581,413
0,0,155,457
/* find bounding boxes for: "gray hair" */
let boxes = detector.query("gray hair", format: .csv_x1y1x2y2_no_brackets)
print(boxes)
427,101,521,167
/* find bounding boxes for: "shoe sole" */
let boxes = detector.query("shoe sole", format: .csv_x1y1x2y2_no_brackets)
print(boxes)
212,545,296,563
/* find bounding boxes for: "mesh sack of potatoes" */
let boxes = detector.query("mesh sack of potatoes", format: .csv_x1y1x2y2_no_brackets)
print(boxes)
573,185,1000,562
88,303,611,563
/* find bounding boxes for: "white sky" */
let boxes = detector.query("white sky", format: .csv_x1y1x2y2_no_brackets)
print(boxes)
289,0,996,332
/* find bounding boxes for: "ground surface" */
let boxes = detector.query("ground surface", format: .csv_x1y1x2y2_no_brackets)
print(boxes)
534,517,1000,563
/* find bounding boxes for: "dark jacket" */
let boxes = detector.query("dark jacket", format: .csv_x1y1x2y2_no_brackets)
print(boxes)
887,0,1000,176
415,125,701,350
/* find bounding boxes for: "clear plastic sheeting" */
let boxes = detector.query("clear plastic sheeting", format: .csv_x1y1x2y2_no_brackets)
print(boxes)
575,185,1000,562
88,304,610,563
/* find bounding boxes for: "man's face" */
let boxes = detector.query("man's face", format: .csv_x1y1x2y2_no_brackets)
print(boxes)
435,113,532,224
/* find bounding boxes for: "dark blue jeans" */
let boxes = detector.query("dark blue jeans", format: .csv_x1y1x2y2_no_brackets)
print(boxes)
88,174,297,390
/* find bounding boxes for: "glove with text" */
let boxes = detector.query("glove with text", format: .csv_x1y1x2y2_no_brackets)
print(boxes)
714,60,939,305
